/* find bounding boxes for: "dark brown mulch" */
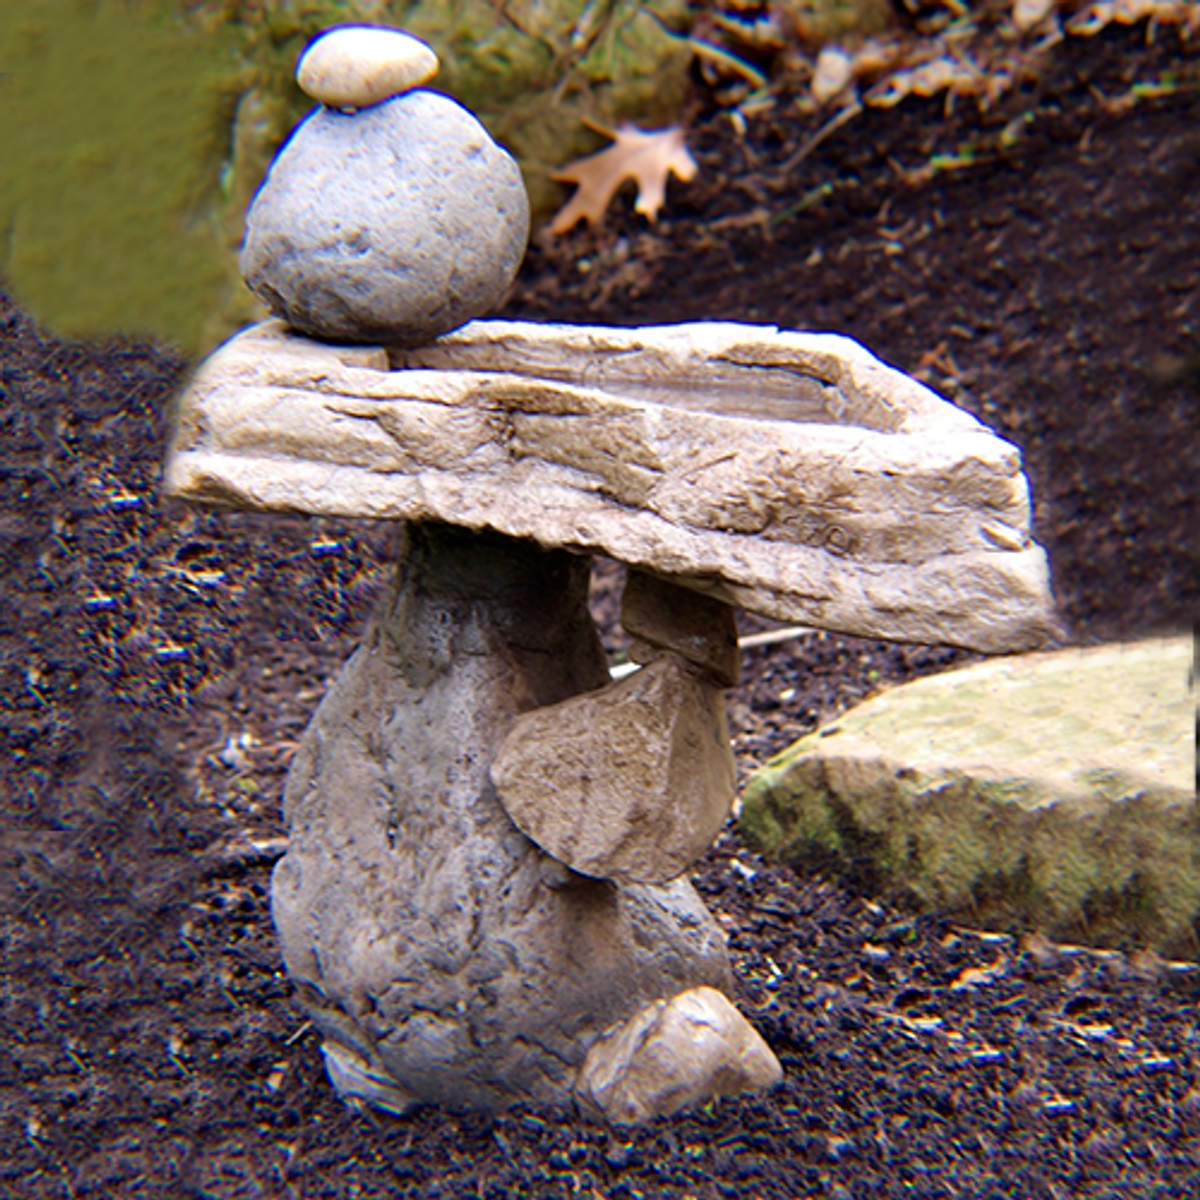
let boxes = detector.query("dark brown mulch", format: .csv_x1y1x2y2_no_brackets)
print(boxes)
2,19,1198,1200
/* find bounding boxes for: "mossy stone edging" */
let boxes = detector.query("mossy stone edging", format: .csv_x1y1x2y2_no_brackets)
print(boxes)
739,636,1198,958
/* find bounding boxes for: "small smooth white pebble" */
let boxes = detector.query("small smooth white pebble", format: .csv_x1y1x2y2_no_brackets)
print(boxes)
297,25,439,110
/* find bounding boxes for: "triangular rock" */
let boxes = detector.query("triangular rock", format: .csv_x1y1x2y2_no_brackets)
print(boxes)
491,655,737,884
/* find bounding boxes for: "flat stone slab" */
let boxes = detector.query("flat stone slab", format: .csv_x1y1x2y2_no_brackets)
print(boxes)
164,318,1056,654
740,636,1198,957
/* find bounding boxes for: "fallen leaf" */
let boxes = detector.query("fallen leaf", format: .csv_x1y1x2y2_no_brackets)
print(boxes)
550,123,698,235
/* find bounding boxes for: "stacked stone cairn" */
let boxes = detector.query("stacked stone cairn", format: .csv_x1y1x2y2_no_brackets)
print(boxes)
239,25,783,1124
241,26,530,348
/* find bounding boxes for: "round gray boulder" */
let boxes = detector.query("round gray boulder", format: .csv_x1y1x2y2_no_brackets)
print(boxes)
240,91,529,347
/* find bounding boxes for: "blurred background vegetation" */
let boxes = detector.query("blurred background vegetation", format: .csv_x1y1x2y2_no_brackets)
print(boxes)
0,0,904,352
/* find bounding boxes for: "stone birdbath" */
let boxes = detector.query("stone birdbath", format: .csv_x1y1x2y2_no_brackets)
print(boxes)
164,25,1057,1125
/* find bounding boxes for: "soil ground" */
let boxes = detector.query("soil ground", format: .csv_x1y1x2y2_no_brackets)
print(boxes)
2,18,1198,1200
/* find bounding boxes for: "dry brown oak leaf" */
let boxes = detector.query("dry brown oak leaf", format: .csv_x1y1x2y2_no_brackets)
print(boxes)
550,123,698,235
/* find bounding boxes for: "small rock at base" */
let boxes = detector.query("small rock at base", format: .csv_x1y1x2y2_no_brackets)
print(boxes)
240,91,529,347
576,986,783,1124
297,26,439,109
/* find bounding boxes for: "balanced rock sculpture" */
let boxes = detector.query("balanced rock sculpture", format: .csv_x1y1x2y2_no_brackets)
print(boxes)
165,24,1058,1124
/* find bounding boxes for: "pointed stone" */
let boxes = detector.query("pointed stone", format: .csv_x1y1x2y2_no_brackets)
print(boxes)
576,987,783,1125
320,1040,417,1116
622,569,740,687
491,655,737,884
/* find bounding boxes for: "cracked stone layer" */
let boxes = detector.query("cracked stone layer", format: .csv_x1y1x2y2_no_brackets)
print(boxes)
164,318,1057,654
270,523,732,1111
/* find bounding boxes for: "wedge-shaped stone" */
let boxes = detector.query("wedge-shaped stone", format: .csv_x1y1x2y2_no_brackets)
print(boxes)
576,986,783,1125
622,569,740,687
741,636,1198,957
320,1040,416,1116
491,655,737,884
164,319,1057,654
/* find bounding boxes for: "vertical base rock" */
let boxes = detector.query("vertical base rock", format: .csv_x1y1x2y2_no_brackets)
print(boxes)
271,523,733,1111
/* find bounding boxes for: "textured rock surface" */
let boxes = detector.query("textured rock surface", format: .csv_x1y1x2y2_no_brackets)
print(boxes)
271,523,732,1111
165,318,1057,654
575,987,783,1125
622,569,740,687
240,92,528,346
490,654,737,884
741,636,1197,955
296,25,439,109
